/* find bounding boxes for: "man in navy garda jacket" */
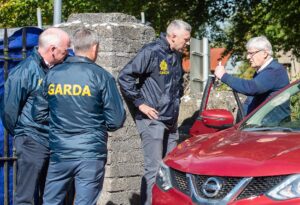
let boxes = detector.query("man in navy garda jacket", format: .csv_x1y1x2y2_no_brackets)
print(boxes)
118,20,191,205
3,28,70,205
215,36,289,115
33,28,125,205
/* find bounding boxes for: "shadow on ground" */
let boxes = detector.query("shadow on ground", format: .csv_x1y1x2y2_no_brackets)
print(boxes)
105,193,140,205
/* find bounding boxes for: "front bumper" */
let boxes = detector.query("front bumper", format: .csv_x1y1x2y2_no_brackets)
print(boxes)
153,184,194,205
152,184,300,205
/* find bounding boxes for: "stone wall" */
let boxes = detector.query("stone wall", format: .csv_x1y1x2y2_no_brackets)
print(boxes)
58,13,155,205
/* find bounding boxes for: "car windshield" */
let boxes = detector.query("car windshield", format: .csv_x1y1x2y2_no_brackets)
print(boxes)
240,82,300,132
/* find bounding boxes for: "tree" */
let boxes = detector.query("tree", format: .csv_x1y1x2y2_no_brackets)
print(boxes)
1,0,298,59
0,0,226,38
212,0,300,58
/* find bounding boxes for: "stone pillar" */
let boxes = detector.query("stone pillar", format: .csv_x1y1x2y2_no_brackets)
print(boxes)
58,13,155,205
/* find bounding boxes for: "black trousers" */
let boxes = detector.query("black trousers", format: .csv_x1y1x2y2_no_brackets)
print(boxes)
14,135,49,205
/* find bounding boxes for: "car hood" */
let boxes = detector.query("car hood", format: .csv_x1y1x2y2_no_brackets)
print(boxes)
165,127,300,176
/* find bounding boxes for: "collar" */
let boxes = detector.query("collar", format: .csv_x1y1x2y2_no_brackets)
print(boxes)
64,55,94,64
257,57,273,73
32,47,50,72
158,33,172,53
43,59,53,68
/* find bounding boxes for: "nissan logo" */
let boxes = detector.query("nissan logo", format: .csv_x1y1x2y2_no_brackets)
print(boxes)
202,177,223,198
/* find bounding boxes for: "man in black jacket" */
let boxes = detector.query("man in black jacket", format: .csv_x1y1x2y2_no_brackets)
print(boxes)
3,28,70,205
33,28,125,205
118,20,191,205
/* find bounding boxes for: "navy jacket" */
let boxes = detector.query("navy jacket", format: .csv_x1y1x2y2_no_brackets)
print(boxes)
118,33,184,129
3,48,49,147
33,56,125,161
221,59,289,114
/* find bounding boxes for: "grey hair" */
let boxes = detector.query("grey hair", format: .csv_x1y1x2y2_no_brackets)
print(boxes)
166,19,192,35
39,28,67,48
72,28,99,52
246,36,273,56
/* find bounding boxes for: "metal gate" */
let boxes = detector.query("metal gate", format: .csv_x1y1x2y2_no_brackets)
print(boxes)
0,27,27,205
0,27,75,205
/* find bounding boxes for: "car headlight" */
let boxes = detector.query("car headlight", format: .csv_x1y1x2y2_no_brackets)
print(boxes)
267,174,300,200
155,161,173,191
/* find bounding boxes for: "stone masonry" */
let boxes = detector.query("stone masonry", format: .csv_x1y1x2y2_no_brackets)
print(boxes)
57,13,155,205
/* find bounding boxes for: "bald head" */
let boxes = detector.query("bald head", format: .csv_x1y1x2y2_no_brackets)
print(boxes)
38,27,70,67
39,28,69,50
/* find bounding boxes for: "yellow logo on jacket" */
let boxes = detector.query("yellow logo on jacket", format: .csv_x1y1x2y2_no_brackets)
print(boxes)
38,79,43,86
159,60,169,75
48,84,91,96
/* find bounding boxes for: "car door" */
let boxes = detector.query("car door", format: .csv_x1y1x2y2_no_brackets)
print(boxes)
189,75,245,137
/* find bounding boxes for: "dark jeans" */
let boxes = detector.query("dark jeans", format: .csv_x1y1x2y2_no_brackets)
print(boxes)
136,119,179,205
14,136,50,205
43,159,106,205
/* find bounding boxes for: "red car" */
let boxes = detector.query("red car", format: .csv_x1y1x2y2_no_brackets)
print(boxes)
153,77,300,205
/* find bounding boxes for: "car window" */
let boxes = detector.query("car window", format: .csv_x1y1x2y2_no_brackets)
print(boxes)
207,84,245,124
241,82,300,131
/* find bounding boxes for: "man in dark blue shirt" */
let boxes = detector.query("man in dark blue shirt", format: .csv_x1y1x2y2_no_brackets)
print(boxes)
33,28,125,205
3,27,70,205
215,36,289,115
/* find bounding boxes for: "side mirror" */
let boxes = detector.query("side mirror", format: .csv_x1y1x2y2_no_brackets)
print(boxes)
201,109,234,129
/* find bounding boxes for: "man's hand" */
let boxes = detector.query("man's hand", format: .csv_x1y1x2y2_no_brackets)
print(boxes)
214,65,226,79
138,104,159,120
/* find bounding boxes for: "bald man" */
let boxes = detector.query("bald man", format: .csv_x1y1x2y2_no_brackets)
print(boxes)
3,27,70,205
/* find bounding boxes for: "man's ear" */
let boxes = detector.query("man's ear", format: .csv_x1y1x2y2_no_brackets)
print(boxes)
171,33,176,41
49,45,56,53
263,50,269,58
91,43,99,61
93,44,99,53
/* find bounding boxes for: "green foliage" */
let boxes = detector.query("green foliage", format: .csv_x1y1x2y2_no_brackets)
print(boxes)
0,0,51,27
215,82,230,91
214,0,300,59
0,0,235,39
290,92,300,121
0,0,299,59
288,73,300,121
237,62,255,80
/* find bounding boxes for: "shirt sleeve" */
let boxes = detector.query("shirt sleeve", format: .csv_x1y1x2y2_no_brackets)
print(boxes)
221,70,277,96
3,67,30,135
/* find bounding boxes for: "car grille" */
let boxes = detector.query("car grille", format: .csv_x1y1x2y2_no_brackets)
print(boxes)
170,168,288,201
236,175,286,200
170,168,190,195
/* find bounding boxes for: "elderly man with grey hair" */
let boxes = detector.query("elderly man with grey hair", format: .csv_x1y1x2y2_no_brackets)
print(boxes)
118,19,191,205
215,35,289,115
33,28,125,205
3,27,70,205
